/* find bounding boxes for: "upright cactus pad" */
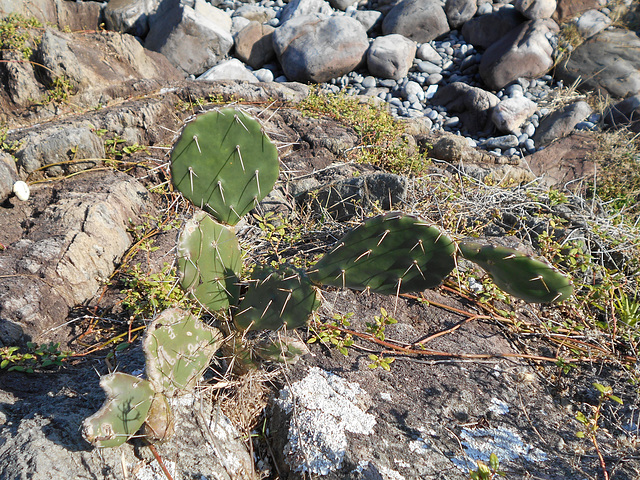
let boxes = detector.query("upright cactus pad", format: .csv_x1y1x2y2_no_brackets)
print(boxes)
177,211,242,311
459,241,573,303
170,108,279,225
309,212,456,295
234,264,320,331
143,308,223,397
83,373,155,448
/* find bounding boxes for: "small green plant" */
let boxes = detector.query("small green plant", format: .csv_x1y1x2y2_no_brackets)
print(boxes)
469,453,505,480
365,307,397,341
308,313,355,356
0,14,42,59
41,76,75,104
0,342,73,373
575,383,623,480
367,354,394,371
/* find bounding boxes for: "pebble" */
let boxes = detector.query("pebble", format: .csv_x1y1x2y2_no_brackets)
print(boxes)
484,134,519,149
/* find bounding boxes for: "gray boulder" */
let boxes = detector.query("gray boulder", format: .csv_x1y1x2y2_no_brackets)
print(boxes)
431,82,500,134
103,0,159,37
367,34,417,81
272,14,369,83
232,4,277,23
234,21,276,69
328,0,359,11
445,0,477,29
382,0,450,43
346,9,383,31
532,100,593,147
515,0,557,19
197,58,259,83
605,94,640,133
555,28,640,99
279,0,334,25
36,28,85,88
145,0,233,76
574,9,611,39
479,19,558,91
461,7,525,50
492,96,538,133
1,50,45,107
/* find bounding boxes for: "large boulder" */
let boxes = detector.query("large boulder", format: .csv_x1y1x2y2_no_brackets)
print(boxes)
0,0,102,31
479,19,558,91
515,0,557,19
431,82,500,134
461,7,525,50
279,0,334,24
234,21,276,69
382,0,450,43
103,0,160,37
532,100,593,147
555,28,640,99
145,0,233,76
367,34,417,81
605,94,640,133
272,15,369,83
444,0,477,29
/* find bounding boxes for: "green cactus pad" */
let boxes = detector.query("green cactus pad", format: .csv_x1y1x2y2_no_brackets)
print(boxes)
234,264,320,331
143,308,223,397
177,211,242,311
309,212,456,295
170,108,279,225
82,373,155,448
458,241,573,303
253,335,310,364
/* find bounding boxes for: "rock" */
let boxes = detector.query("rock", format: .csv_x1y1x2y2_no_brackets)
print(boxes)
14,127,105,177
234,21,276,69
36,28,85,89
279,0,334,25
145,0,233,76
532,100,593,147
492,96,538,133
346,9,383,32
232,4,277,23
416,43,442,64
254,67,275,82
553,0,603,22
104,0,159,38
0,170,154,346
367,34,417,81
430,132,498,163
431,82,500,134
0,153,19,204
526,132,598,190
304,171,408,220
444,0,477,29
0,355,254,479
479,19,559,91
381,0,450,43
1,50,46,107
197,58,259,83
574,9,611,39
461,7,525,50
272,15,369,83
555,28,640,99
328,0,359,11
483,134,519,149
0,0,102,31
605,94,640,133
515,0,557,19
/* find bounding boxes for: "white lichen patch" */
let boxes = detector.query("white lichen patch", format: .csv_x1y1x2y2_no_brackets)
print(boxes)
489,398,510,415
276,367,376,475
452,425,547,471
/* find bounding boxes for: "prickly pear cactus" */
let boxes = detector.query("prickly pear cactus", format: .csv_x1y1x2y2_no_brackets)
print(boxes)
253,335,310,364
310,212,457,295
82,373,155,448
141,393,174,443
458,241,573,303
234,264,320,331
177,211,242,311
170,108,279,225
143,308,223,397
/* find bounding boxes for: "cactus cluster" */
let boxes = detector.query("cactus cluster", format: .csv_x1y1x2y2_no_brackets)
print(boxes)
83,309,222,448
84,107,574,450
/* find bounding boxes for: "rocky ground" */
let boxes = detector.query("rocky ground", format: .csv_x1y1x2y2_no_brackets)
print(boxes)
0,1,640,480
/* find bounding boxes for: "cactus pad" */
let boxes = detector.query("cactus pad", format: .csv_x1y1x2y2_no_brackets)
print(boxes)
141,393,174,443
177,211,242,311
82,373,155,448
170,108,279,225
234,264,320,331
310,212,456,295
458,241,573,303
143,308,223,397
